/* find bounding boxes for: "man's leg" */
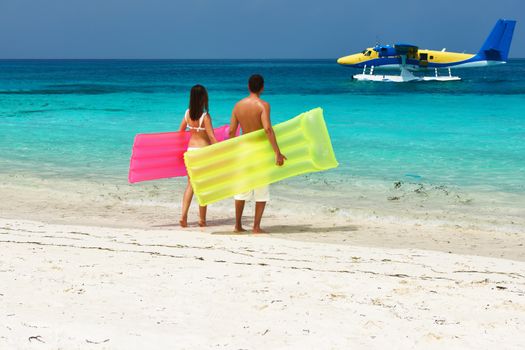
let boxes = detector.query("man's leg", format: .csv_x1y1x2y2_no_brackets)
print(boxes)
253,201,266,233
234,200,246,232
252,186,269,233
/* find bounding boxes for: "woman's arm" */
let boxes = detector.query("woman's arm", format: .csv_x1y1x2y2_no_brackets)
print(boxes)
204,114,218,144
178,117,187,132
229,106,239,139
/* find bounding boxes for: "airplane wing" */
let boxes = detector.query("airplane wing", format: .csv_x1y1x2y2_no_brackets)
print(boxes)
393,44,418,55
373,43,418,57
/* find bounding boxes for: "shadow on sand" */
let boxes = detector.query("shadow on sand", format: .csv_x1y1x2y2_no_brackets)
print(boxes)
152,217,236,228
210,224,359,235
263,224,358,234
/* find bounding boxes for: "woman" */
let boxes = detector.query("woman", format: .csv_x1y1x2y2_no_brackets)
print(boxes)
179,84,217,227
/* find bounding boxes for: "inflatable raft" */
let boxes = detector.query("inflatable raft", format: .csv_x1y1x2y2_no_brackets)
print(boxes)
128,124,234,183
184,108,338,205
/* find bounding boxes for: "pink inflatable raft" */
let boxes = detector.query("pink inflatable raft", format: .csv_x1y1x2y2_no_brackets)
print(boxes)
128,125,236,183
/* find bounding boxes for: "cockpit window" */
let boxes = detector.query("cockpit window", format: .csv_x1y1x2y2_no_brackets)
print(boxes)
365,50,372,56
361,50,367,54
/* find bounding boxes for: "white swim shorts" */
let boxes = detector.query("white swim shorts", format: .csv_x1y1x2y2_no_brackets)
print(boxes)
233,185,270,202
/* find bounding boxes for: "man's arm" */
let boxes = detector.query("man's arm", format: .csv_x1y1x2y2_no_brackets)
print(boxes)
229,105,239,139
260,102,286,166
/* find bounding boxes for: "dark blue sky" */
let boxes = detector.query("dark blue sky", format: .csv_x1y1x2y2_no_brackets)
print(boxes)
0,0,523,58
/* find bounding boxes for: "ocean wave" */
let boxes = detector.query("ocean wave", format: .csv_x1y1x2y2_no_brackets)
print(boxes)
0,88,119,95
8,107,126,115
0,83,183,95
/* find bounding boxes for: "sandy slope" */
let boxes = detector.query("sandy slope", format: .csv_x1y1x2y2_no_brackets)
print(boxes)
1,218,524,349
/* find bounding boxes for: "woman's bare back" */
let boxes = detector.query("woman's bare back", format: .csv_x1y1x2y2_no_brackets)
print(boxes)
180,111,217,148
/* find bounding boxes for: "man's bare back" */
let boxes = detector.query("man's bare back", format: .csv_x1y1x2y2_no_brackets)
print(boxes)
231,96,268,134
229,94,285,166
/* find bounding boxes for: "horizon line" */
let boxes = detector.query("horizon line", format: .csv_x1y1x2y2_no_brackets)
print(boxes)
1,57,524,61
0,58,338,61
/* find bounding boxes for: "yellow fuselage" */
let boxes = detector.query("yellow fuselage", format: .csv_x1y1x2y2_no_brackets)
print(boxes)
337,48,476,70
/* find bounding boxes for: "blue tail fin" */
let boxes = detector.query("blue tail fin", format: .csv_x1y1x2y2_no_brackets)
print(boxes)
478,19,516,61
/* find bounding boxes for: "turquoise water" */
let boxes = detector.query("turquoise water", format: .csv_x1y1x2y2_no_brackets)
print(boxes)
1,59,524,193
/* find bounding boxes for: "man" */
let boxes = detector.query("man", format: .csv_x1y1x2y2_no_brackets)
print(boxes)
229,74,286,233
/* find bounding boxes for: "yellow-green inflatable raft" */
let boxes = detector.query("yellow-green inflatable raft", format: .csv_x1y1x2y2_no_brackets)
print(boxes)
184,107,338,205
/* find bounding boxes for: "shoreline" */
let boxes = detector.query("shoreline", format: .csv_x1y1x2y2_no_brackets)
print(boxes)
1,173,524,262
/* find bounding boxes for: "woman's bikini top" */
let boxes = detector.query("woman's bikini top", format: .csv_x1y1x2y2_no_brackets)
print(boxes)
185,109,207,132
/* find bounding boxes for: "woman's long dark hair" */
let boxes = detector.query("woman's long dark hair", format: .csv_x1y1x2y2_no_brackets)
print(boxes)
188,84,209,121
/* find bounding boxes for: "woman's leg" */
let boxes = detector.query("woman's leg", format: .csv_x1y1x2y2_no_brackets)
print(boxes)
180,179,193,227
199,205,207,227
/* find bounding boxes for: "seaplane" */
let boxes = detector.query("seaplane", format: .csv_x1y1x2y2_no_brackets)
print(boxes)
337,19,516,82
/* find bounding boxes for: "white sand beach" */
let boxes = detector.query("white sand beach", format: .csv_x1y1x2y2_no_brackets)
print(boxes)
1,175,525,349
1,218,525,349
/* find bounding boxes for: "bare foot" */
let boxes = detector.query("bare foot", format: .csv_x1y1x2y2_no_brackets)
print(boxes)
252,227,267,234
199,221,207,227
179,218,188,228
234,226,247,233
